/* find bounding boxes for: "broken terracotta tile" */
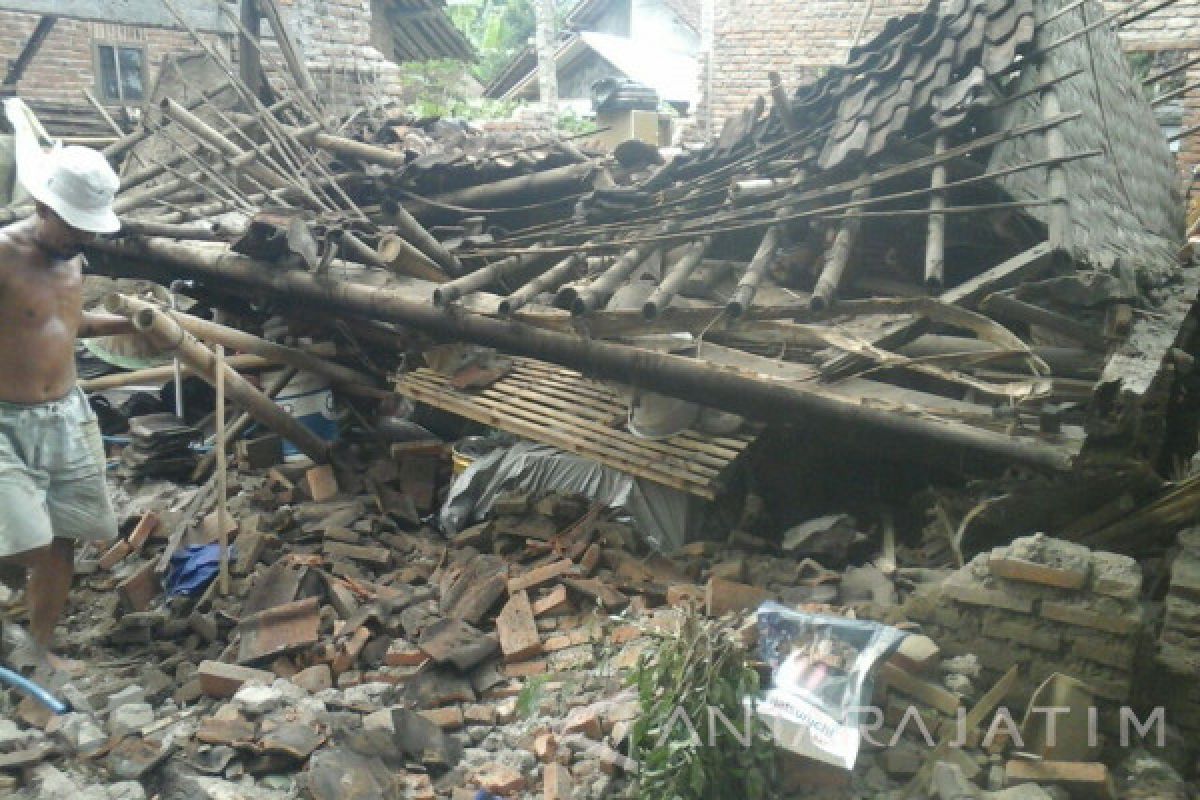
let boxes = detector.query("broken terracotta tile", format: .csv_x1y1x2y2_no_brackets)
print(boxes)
117,562,160,612
496,591,542,663
418,618,498,671
237,596,320,664
198,661,276,699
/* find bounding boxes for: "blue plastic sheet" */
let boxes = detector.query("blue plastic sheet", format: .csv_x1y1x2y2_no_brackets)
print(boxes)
166,543,235,597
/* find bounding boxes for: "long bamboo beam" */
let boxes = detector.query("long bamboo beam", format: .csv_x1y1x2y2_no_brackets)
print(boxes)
106,293,375,386
728,211,786,318
79,354,272,391
110,297,330,463
924,135,948,290
87,236,1076,473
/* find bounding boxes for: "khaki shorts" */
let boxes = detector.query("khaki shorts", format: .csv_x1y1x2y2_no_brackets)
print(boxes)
0,387,117,558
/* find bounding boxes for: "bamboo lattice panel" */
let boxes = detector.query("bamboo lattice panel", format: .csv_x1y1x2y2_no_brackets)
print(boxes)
394,358,758,499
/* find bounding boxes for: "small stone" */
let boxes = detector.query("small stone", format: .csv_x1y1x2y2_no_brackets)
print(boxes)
234,684,284,715
106,685,147,712
109,703,155,738
53,712,106,753
107,781,149,800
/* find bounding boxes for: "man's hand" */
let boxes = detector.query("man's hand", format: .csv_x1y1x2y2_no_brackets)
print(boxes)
78,310,135,338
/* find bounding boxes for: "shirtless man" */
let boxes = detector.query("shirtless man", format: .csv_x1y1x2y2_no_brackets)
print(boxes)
0,144,134,674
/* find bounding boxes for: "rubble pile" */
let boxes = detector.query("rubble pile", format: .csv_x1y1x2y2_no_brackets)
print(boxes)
4,0,1200,797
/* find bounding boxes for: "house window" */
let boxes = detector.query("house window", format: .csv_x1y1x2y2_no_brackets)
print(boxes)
96,44,145,103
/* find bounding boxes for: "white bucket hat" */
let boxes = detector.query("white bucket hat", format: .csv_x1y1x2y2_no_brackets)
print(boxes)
21,145,121,234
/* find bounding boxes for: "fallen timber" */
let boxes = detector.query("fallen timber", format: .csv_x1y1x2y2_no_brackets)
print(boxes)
108,294,331,463
88,236,1075,473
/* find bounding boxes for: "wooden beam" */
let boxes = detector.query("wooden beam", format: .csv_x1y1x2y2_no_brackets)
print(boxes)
0,0,233,32
2,15,56,90
239,0,265,99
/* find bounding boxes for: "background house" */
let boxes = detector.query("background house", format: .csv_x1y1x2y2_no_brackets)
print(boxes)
698,0,1200,175
483,0,701,118
0,0,472,135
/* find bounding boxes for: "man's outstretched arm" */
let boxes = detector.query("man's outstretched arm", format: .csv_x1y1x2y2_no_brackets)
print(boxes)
78,310,135,338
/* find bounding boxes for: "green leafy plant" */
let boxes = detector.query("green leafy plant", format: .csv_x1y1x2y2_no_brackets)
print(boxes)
516,673,551,719
627,614,776,800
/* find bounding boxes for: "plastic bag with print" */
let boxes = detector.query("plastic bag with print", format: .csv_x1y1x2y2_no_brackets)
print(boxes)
748,602,906,769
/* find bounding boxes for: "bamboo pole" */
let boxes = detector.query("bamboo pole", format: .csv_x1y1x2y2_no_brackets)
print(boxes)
350,232,446,283
643,236,712,319
925,135,948,290
379,198,462,276
433,250,549,307
258,0,323,118
88,235,1076,473
106,294,374,387
768,71,798,133
227,111,410,169
192,367,297,481
498,252,586,315
112,297,330,463
811,182,869,310
571,222,680,315
979,292,1107,352
80,354,272,391
375,233,448,283
215,344,231,595
117,219,238,241
728,228,781,318
160,99,330,213
1041,82,1071,253
412,162,599,218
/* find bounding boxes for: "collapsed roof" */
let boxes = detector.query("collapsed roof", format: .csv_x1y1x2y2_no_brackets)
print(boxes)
79,0,1197,482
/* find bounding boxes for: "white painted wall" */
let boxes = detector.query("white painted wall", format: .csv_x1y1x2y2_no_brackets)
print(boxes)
631,0,700,54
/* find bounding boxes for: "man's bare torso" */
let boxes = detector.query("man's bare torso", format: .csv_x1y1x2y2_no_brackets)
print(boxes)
0,218,83,404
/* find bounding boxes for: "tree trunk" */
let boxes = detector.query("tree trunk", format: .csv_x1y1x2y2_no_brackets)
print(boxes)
534,0,559,115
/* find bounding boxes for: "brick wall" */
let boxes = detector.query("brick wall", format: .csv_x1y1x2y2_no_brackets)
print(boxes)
0,2,404,118
0,12,229,107
704,0,1200,175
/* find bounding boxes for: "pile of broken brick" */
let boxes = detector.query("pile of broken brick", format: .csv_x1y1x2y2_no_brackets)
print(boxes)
0,437,1195,799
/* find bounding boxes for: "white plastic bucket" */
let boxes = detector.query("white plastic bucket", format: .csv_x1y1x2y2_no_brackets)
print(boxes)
272,370,340,458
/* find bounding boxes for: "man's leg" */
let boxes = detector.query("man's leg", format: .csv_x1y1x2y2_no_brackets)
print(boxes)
24,537,72,652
